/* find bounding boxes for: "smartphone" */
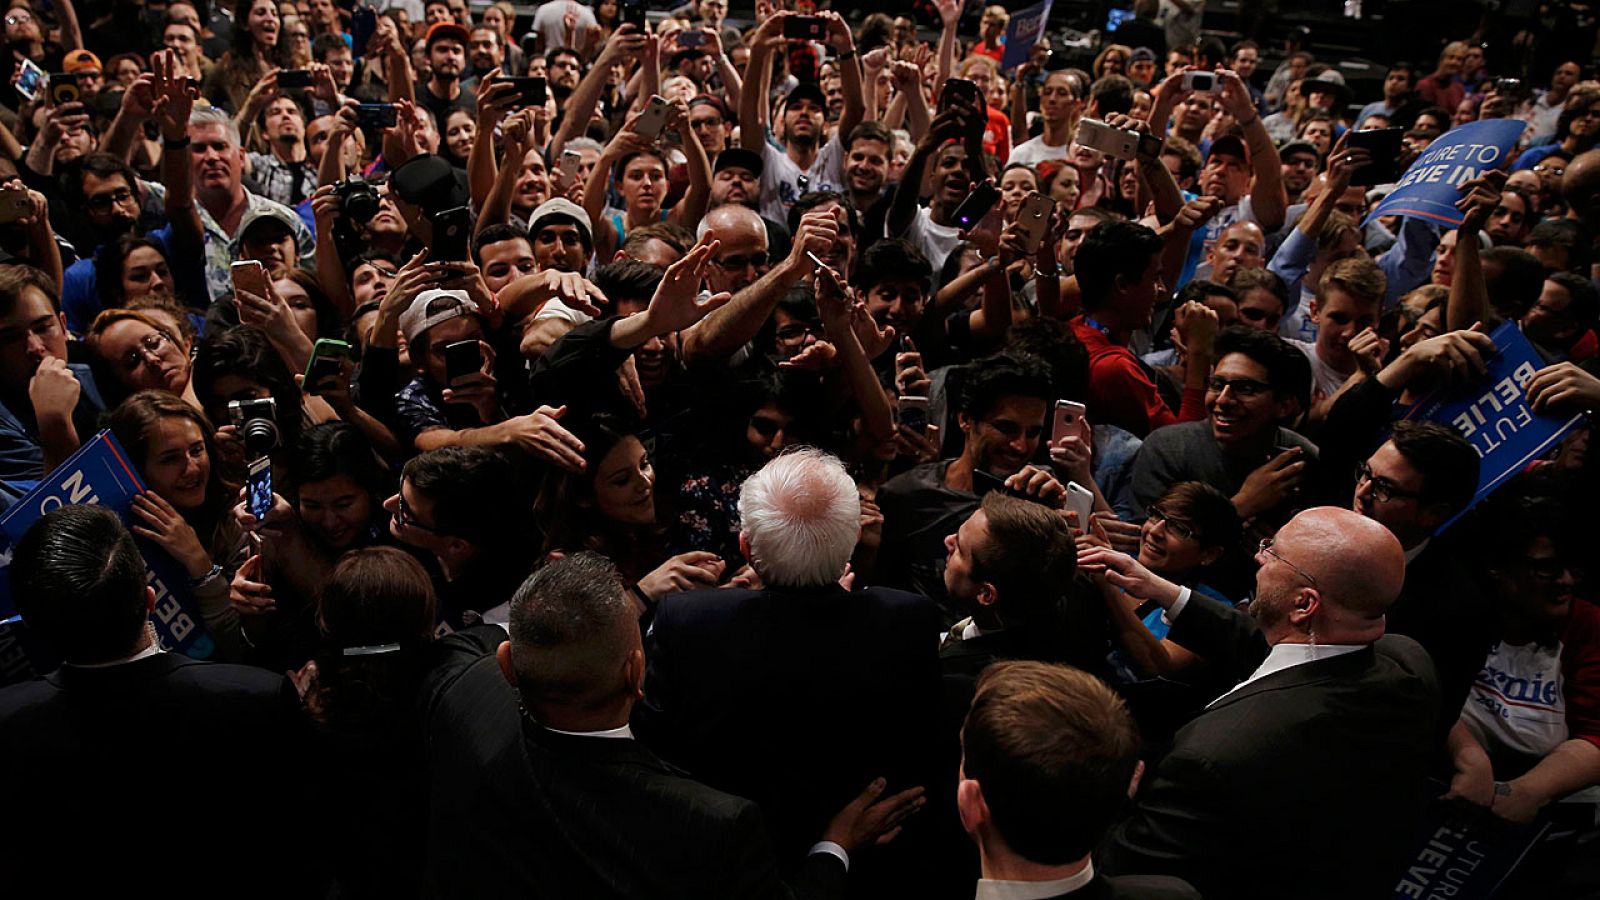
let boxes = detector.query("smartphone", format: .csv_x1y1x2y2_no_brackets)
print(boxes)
783,15,827,40
805,250,845,295
430,206,472,262
622,0,646,30
276,69,313,90
677,30,707,48
635,94,672,142
1181,70,1217,93
1064,481,1095,534
1346,126,1404,186
47,75,78,106
1018,193,1054,254
350,7,377,57
898,395,929,433
247,456,273,522
492,74,547,107
559,149,582,188
972,468,1010,498
1053,399,1087,441
938,77,982,113
444,339,483,386
0,189,31,225
303,337,353,395
1075,118,1139,160
355,102,398,129
951,181,1001,231
14,59,44,102
230,259,269,299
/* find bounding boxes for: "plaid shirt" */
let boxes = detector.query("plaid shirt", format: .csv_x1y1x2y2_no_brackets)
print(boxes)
246,152,316,208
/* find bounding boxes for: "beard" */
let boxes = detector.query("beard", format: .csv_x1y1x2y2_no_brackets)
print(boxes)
1247,583,1293,632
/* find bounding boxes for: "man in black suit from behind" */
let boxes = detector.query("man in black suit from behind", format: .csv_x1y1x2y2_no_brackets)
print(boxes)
0,505,307,896
421,551,925,899
959,661,1199,900
1084,507,1441,899
634,448,945,886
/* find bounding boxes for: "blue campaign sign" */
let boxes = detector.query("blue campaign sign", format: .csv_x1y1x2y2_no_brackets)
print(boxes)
1366,119,1525,227
999,0,1054,72
0,430,215,658
1404,322,1582,530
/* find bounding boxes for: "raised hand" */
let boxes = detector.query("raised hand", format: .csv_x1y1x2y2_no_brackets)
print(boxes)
644,232,734,334
822,777,928,852
149,49,197,140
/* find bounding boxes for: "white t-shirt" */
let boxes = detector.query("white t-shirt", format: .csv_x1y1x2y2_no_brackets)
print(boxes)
896,205,963,274
758,135,845,225
1462,639,1569,760
531,0,596,52
1008,135,1072,167
1287,338,1350,404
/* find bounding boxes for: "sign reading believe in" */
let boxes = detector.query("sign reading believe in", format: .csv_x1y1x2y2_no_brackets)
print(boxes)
1366,119,1526,228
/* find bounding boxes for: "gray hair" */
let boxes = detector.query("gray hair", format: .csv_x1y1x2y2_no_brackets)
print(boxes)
565,137,603,156
738,448,860,589
188,106,241,148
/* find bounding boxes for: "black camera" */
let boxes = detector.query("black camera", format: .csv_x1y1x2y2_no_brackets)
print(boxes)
228,397,280,458
332,176,380,224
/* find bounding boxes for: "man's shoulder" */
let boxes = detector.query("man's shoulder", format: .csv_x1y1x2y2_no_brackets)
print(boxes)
879,460,951,497
1098,872,1205,900
1143,420,1210,447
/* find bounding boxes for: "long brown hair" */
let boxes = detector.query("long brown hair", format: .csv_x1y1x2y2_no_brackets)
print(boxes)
104,389,234,531
306,547,437,732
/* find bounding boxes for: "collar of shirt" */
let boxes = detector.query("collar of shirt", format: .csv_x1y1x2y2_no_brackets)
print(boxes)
1404,537,1430,565
544,722,634,740
976,861,1095,900
65,642,165,669
1211,641,1365,705
962,619,985,640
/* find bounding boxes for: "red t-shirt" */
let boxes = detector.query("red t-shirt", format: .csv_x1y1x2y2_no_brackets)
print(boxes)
984,108,1011,164
1070,316,1206,438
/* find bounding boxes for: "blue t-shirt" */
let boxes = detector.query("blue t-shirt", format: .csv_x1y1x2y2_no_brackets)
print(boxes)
60,223,207,335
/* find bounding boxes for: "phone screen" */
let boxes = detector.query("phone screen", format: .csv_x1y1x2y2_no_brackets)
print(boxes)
247,458,273,521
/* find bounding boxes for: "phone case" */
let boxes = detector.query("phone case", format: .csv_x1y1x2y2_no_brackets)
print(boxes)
1019,194,1054,253
636,97,672,141
445,340,483,385
952,183,1000,231
230,261,269,298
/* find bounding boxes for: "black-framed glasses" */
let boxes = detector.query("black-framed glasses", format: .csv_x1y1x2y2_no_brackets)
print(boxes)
1516,556,1582,582
1146,504,1197,541
1354,461,1422,503
87,187,135,212
395,491,440,534
1206,376,1271,398
1259,537,1319,588
775,321,820,342
713,252,769,271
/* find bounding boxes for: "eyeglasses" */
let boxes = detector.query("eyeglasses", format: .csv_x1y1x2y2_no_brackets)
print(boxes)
1533,164,1566,175
87,187,136,212
394,491,440,534
713,252,769,271
5,12,32,25
775,322,820,342
121,330,171,370
1206,376,1271,398
1146,504,1197,541
1258,537,1319,587
1354,460,1422,503
1516,556,1582,581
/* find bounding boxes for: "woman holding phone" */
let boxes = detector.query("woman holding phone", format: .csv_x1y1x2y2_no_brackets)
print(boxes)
229,421,396,671
205,0,291,113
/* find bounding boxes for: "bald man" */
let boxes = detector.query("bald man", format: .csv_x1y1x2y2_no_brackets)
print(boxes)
1562,148,1600,228
1082,507,1440,900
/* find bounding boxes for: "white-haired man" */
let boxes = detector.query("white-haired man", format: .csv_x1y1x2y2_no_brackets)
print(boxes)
635,448,943,891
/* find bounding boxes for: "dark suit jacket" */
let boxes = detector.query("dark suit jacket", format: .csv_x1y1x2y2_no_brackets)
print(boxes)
634,584,944,876
1099,596,1440,900
419,628,846,899
0,652,309,896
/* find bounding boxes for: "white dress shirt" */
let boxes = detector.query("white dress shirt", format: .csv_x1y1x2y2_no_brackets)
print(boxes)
976,861,1095,899
65,643,164,669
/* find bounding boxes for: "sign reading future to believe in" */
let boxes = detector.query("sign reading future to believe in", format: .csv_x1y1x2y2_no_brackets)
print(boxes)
1406,321,1583,531
1366,119,1526,227
0,430,214,659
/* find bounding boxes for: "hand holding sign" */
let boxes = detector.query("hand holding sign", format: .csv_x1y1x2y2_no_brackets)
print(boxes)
1527,361,1600,413
1366,119,1525,227
1455,170,1507,237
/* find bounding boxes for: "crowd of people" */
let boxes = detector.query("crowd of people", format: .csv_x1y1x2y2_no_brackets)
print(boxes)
0,0,1599,896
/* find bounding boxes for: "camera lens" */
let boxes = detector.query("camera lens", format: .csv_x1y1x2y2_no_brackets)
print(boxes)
240,417,280,458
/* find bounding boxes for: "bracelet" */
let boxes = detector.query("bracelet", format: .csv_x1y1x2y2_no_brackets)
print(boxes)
1036,265,1060,277
836,49,857,61
187,563,223,588
162,134,191,150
